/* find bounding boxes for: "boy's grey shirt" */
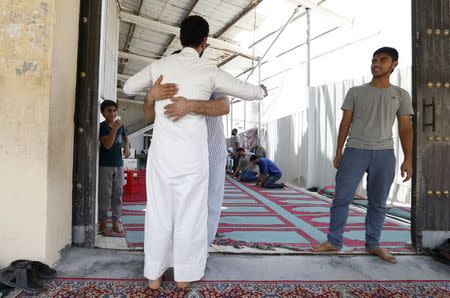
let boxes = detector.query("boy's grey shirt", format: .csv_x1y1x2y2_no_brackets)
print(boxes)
342,83,414,150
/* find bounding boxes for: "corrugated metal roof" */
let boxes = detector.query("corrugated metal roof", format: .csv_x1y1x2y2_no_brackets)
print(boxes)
118,0,267,85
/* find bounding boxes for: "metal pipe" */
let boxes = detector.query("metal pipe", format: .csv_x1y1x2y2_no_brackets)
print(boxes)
244,101,247,131
244,6,301,82
258,60,262,146
230,98,234,135
306,8,311,87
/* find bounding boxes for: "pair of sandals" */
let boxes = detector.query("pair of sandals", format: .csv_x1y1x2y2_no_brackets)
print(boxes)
99,220,124,237
0,260,56,294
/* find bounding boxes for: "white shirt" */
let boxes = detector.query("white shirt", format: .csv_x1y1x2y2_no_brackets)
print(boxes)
123,47,265,102
123,47,266,164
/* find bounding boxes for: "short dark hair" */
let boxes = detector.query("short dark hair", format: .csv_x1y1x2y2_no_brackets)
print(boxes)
180,15,209,47
373,47,398,62
250,155,259,161
100,100,118,112
237,148,245,153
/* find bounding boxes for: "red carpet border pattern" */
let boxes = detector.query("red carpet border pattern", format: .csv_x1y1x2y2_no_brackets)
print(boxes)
16,278,450,298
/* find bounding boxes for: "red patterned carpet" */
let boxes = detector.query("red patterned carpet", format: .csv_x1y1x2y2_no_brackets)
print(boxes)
15,278,450,297
118,176,412,253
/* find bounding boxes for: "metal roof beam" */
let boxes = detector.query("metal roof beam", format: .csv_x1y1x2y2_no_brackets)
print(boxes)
118,0,145,74
118,51,155,63
286,0,352,26
119,11,259,59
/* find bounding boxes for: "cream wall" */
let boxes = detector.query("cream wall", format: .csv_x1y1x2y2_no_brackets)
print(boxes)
0,0,79,266
46,0,80,264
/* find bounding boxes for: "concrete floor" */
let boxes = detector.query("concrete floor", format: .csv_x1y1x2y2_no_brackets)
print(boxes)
52,247,450,281
5,247,449,297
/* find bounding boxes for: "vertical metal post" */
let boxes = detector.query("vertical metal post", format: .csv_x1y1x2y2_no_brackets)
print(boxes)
306,7,311,87
244,101,247,131
230,98,234,136
258,61,262,146
72,0,102,247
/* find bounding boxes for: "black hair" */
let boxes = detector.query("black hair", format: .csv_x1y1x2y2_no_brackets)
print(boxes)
100,100,118,112
237,147,245,152
373,47,399,62
250,155,259,161
180,15,209,47
171,49,182,55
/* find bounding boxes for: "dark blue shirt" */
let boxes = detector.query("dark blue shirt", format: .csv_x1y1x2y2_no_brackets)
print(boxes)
99,121,126,167
258,158,282,176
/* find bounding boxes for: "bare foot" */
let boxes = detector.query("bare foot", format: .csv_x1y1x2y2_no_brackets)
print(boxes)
148,277,162,290
367,247,397,264
311,241,339,252
176,282,190,289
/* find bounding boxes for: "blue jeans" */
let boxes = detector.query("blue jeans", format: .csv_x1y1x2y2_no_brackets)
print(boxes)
240,170,258,182
263,174,283,188
327,148,396,250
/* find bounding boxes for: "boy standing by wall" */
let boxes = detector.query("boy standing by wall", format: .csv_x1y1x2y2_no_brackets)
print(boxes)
98,100,130,236
312,47,414,263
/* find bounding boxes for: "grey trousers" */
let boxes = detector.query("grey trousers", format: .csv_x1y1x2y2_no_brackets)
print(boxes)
98,166,124,221
207,159,226,246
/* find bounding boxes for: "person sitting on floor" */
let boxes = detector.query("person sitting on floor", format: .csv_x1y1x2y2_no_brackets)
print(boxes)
250,155,286,189
233,148,259,182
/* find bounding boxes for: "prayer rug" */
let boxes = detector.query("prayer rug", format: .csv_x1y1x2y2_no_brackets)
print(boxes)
215,177,412,252
15,278,450,297
118,177,412,252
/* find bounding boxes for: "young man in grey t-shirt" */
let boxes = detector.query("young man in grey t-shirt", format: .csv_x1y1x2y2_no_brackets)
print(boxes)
312,47,414,264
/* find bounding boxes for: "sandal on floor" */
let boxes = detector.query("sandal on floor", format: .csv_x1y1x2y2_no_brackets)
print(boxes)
0,266,43,294
99,226,114,236
10,260,56,279
112,221,124,234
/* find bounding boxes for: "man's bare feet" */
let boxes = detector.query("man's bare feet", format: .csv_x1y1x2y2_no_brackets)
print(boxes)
176,282,191,289
311,241,339,252
112,219,124,234
367,247,397,264
148,276,162,290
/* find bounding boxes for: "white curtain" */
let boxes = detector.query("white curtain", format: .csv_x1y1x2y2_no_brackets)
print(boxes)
261,67,412,205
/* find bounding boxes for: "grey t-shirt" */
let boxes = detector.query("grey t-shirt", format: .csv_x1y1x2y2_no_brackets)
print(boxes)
231,134,240,154
342,83,414,150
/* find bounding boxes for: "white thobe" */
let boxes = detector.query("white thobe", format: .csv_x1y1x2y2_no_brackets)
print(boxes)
123,47,265,282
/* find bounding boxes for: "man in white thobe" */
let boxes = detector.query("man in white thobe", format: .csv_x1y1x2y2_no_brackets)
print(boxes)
123,15,266,288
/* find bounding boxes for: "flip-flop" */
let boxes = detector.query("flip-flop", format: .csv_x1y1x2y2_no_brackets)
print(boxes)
113,224,124,234
0,266,43,294
99,228,114,237
10,260,56,279
0,281,11,290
